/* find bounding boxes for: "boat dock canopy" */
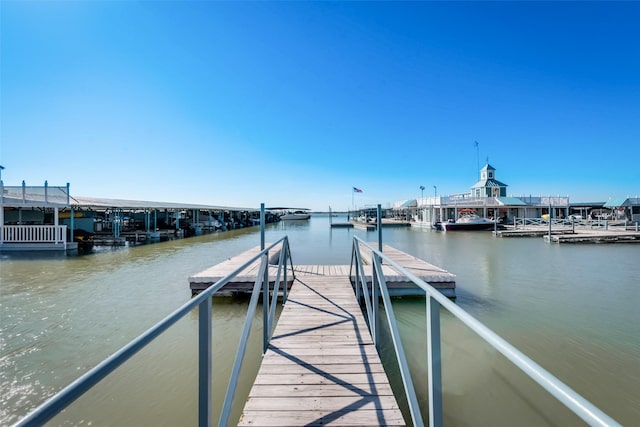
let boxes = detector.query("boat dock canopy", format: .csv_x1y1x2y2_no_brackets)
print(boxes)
265,207,310,210
71,196,259,211
603,197,639,208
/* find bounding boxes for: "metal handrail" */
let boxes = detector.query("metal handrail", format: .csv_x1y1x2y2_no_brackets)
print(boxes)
350,236,621,427
13,236,295,427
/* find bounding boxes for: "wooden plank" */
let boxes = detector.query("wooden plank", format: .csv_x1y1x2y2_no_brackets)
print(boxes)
256,362,385,374
247,382,394,397
238,409,405,426
243,395,401,411
250,372,396,386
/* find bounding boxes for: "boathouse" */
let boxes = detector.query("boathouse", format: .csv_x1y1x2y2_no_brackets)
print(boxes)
1,180,273,252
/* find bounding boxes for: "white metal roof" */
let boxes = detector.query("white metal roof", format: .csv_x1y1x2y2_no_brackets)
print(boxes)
71,196,260,211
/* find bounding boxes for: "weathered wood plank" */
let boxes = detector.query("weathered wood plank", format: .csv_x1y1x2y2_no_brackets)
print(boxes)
250,372,395,386
256,362,386,373
247,382,394,397
238,409,405,426
243,395,401,411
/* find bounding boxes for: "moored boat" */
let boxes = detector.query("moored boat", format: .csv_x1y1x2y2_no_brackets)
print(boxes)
440,212,497,231
280,210,311,220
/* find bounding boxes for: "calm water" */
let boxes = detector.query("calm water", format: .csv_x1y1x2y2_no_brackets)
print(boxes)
1,216,638,426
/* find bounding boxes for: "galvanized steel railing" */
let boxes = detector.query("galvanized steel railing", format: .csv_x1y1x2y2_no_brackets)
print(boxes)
13,235,294,427
349,236,621,427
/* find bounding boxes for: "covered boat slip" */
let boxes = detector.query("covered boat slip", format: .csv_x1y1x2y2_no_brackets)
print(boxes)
68,196,268,236
189,243,456,298
1,181,273,251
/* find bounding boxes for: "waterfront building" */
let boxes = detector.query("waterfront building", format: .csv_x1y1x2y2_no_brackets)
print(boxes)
400,164,571,226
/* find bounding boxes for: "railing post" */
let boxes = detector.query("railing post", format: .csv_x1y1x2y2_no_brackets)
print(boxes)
198,297,212,427
427,295,443,427
377,204,382,252
260,203,265,250
354,250,361,302
282,240,288,303
372,253,380,348
263,254,269,354
260,206,268,352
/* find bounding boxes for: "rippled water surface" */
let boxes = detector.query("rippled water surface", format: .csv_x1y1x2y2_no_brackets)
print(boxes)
1,216,638,425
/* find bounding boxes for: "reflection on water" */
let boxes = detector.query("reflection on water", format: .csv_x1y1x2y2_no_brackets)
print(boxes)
1,216,638,425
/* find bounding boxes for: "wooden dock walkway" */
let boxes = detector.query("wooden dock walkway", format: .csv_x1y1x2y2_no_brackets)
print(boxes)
238,271,405,426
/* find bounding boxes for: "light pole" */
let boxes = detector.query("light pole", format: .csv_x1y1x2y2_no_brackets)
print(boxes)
433,185,437,197
419,186,425,222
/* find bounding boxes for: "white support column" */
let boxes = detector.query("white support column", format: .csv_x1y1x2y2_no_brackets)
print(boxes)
0,201,4,245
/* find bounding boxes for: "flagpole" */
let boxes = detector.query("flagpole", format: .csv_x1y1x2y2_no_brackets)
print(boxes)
475,140,480,179
352,187,354,216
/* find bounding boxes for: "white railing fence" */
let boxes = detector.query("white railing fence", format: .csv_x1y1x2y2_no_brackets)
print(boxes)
1,225,67,244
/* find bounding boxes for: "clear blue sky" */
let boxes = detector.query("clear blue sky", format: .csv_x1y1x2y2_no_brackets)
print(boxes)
1,1,638,211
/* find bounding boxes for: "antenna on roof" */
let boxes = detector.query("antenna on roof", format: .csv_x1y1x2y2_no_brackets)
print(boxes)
474,141,480,179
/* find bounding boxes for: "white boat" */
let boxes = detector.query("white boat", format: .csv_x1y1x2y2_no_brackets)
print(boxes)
440,212,496,231
280,210,311,220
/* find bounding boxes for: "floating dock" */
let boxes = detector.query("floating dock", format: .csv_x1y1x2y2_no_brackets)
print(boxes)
544,231,640,244
189,244,456,297
495,225,640,243
238,270,405,426
496,229,576,238
330,219,411,231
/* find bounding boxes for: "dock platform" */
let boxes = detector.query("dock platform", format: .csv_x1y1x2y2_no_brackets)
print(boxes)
495,226,640,243
238,271,405,426
544,231,640,243
189,245,294,296
330,220,412,231
189,244,456,297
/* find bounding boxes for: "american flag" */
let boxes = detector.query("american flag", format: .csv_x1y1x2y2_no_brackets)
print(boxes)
353,187,363,193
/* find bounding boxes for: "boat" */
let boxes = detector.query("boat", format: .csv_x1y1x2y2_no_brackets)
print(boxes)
280,210,311,220
440,211,497,231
